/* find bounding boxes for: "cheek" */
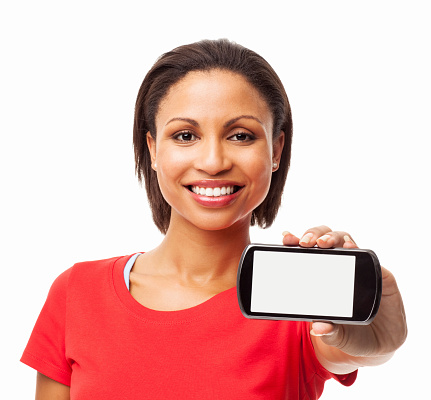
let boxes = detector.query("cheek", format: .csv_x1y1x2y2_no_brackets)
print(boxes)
254,165,273,201
242,151,273,201
154,148,189,196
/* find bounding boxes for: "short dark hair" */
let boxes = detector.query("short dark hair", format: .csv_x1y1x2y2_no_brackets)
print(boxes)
133,39,293,234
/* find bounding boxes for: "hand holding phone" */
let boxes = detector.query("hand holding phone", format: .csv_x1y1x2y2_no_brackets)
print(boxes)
237,245,382,325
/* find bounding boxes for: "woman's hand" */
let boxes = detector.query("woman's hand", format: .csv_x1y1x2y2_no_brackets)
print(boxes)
282,226,408,374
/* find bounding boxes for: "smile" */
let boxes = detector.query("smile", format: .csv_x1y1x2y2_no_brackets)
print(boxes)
189,185,241,197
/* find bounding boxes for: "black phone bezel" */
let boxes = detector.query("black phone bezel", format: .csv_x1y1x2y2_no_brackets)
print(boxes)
237,245,382,325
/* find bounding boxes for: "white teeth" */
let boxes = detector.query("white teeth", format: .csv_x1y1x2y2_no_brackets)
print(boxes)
191,186,236,197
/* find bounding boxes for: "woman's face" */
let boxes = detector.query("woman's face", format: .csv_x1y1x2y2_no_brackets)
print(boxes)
147,69,284,232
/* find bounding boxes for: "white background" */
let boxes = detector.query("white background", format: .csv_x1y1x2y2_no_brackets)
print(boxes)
1,1,429,398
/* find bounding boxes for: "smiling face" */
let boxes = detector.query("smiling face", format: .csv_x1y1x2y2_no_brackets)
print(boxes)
147,69,284,232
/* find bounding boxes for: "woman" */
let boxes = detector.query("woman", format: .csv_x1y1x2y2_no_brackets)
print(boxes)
22,39,407,399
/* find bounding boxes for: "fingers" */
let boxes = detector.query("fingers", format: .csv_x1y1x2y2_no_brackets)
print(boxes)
310,322,346,348
342,235,358,249
299,225,332,247
282,227,358,249
317,232,358,249
310,321,337,336
310,322,357,352
281,231,300,246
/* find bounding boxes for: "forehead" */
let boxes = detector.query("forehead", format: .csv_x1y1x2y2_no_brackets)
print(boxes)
156,69,272,128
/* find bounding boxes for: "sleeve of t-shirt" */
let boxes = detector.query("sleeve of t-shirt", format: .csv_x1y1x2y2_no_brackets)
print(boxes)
20,268,73,386
301,321,357,389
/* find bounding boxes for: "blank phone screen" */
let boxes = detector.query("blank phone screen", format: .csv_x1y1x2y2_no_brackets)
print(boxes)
250,251,356,317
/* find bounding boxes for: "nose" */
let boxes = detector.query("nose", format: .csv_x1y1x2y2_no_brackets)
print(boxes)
194,137,232,176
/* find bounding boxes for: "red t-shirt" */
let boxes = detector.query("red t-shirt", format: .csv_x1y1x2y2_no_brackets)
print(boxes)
21,254,356,399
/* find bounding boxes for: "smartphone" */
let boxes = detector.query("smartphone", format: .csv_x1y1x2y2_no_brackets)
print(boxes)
237,244,382,325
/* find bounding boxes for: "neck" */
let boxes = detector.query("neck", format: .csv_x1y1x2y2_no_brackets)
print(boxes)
153,213,251,287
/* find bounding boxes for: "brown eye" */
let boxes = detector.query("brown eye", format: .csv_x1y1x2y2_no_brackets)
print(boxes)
229,132,255,142
174,131,198,142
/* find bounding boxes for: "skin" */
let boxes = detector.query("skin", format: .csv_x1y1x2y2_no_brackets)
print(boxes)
283,227,407,374
35,69,407,397
36,372,70,400
130,70,284,311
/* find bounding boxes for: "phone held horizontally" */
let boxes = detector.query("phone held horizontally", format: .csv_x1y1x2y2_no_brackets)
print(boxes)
237,244,382,325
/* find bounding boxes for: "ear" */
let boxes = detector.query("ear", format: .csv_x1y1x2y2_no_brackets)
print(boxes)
146,132,157,171
272,131,285,171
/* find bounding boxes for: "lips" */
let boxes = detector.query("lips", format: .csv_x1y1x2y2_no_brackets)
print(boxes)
185,181,244,207
189,185,240,197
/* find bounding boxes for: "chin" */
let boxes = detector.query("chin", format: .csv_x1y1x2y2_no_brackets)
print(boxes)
186,213,252,232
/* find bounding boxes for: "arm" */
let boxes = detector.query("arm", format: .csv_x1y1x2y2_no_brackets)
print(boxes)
36,372,70,400
283,226,408,375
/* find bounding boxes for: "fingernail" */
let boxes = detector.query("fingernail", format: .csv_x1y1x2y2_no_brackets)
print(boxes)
344,235,353,243
318,234,331,242
300,232,313,244
310,329,334,337
282,231,291,237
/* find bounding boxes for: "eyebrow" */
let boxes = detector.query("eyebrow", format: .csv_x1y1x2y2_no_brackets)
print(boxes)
223,115,263,128
165,115,263,128
165,117,200,127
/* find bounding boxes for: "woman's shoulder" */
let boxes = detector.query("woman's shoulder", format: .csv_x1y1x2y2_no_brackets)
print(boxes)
50,253,136,294
71,253,138,281
71,254,129,271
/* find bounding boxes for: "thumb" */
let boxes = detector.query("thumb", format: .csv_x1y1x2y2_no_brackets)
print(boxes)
310,322,346,348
